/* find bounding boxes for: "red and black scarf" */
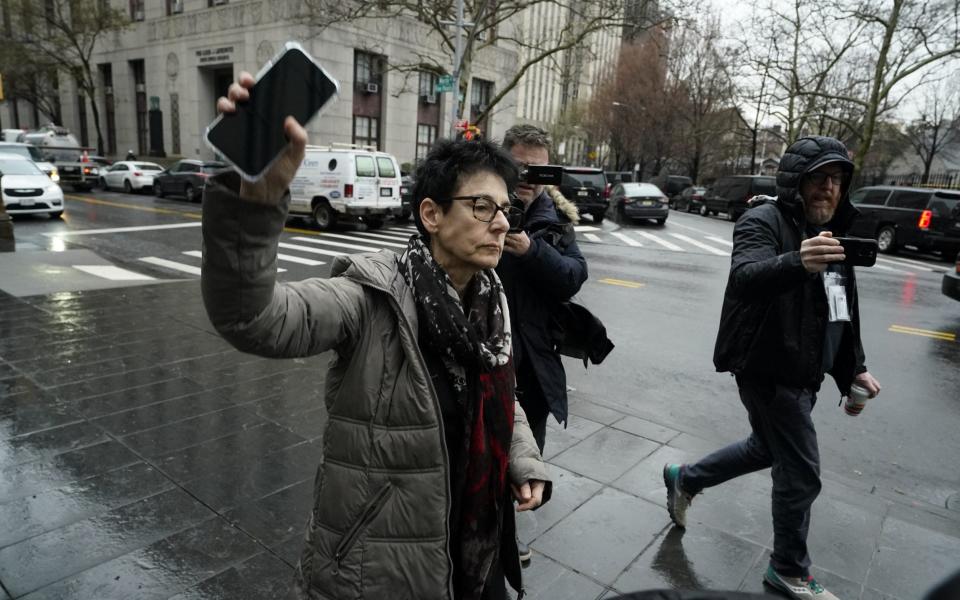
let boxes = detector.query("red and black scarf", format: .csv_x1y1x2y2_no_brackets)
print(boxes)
400,235,515,600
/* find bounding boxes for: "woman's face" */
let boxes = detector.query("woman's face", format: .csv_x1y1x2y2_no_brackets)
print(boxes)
424,170,511,277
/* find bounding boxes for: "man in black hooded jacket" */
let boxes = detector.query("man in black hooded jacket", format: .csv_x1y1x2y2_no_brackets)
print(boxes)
662,136,881,600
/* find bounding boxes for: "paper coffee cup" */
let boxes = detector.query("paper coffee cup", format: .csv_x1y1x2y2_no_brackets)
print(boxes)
844,383,871,416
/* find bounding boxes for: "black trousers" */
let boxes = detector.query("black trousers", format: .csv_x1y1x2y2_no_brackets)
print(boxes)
516,356,550,454
681,377,822,578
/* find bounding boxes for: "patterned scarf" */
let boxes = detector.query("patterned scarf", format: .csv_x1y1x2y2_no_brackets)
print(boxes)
399,234,515,599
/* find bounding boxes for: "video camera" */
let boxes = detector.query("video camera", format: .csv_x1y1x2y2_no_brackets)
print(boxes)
518,164,563,186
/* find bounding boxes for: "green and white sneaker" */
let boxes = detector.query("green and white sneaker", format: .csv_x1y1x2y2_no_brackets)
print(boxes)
764,565,840,599
663,464,694,528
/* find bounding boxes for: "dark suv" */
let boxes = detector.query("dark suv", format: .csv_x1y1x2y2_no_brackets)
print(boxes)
847,186,960,259
702,175,777,220
650,173,693,200
559,167,608,223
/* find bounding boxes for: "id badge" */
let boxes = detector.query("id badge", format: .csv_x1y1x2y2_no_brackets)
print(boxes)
822,271,850,322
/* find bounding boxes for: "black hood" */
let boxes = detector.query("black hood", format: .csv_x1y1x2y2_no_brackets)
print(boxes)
776,136,857,231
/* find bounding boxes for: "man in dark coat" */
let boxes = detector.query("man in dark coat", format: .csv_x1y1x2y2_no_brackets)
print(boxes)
497,125,587,564
662,136,881,600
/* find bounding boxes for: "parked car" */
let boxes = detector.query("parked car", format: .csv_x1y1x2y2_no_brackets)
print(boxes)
672,186,707,212
609,182,669,225
0,153,65,218
847,186,960,259
288,145,403,229
943,250,960,302
399,174,414,220
100,161,164,193
0,142,58,182
650,173,693,199
702,175,777,220
560,166,608,223
154,160,226,202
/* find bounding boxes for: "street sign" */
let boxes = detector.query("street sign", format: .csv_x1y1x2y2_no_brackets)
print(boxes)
435,75,455,93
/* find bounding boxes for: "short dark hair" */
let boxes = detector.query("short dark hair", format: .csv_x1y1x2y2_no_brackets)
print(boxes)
412,139,519,239
503,124,552,154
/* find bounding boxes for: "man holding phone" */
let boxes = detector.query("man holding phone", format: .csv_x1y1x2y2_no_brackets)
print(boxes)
497,125,586,565
663,136,881,600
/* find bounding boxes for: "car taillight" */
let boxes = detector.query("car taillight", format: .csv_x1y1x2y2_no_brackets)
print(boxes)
918,209,932,229
197,172,210,178
83,167,91,174
604,183,611,198
344,184,354,198
133,171,143,177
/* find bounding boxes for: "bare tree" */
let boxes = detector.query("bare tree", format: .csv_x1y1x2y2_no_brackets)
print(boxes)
3,0,129,154
904,76,960,183
300,0,675,127
736,0,960,177
667,15,739,182
587,39,683,176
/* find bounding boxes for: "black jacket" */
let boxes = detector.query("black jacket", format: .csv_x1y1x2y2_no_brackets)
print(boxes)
497,189,588,425
713,136,867,394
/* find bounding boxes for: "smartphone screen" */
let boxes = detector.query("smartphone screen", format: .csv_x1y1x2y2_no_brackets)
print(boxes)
205,44,339,180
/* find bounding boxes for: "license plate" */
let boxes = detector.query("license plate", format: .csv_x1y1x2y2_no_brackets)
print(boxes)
577,190,588,196
643,200,654,206
20,198,35,207
380,187,392,197
62,167,77,173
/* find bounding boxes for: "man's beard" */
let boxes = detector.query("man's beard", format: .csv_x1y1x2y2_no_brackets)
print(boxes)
805,204,835,225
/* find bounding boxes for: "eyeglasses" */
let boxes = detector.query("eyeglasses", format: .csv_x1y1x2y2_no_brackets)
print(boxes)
448,195,524,228
807,171,846,187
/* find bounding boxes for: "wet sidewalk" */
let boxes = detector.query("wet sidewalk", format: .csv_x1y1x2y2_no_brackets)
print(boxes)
1,281,958,599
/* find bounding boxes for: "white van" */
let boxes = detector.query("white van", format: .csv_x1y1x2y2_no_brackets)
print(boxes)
289,144,403,229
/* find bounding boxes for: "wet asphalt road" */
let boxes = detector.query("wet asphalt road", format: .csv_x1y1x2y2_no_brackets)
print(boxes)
2,188,959,598
8,187,959,510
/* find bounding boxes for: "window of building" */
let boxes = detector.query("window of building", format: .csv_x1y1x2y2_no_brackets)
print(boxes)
129,0,145,20
354,51,383,87
129,58,147,156
471,78,492,117
167,0,185,15
207,0,228,6
416,124,437,162
418,71,437,99
353,115,379,149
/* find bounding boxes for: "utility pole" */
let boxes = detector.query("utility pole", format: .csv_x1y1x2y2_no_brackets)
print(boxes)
441,0,473,138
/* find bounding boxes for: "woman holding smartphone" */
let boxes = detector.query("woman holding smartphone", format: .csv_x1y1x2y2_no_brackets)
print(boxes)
202,72,550,600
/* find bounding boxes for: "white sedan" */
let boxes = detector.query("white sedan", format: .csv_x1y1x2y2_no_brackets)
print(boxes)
0,153,65,217
100,161,164,193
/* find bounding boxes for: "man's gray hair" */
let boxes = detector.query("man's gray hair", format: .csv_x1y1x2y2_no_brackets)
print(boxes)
503,124,552,152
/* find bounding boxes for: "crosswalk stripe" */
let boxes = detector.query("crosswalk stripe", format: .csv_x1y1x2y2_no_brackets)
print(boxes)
610,232,642,247
876,257,936,272
385,226,417,234
278,242,347,257
871,263,912,275
706,235,733,247
276,253,325,266
349,230,414,243
316,232,407,248
637,231,685,251
73,265,155,281
290,236,382,252
182,250,289,271
360,229,413,240
670,233,729,256
574,225,601,232
139,256,202,276
583,233,602,243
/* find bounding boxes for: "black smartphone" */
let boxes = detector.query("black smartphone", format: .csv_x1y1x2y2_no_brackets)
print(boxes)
835,237,878,267
205,43,340,181
519,164,563,186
